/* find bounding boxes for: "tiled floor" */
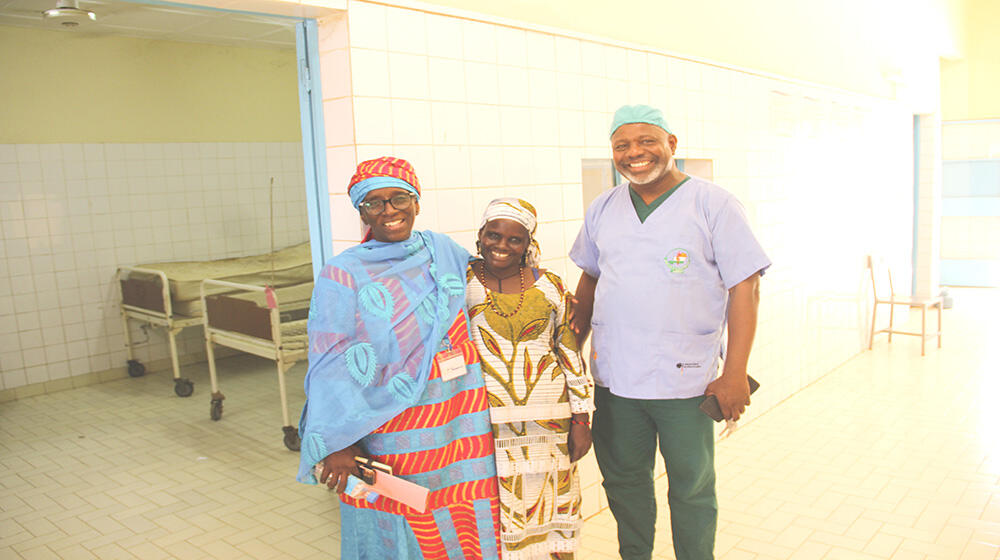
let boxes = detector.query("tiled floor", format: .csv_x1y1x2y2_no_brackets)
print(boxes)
2,288,998,559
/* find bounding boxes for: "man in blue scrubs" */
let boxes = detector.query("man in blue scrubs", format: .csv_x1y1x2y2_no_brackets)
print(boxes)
570,105,771,560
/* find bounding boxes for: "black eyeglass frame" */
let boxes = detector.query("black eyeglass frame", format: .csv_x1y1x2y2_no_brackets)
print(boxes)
359,193,417,215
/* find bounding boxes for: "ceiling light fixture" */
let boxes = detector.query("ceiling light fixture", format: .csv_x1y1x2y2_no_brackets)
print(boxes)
42,0,97,28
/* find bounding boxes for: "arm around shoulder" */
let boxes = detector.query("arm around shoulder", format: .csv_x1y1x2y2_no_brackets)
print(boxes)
571,272,598,346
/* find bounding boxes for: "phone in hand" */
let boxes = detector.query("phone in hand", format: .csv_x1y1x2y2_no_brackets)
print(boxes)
699,375,760,422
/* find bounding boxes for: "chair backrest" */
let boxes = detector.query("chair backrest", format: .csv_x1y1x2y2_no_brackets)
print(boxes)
866,255,896,299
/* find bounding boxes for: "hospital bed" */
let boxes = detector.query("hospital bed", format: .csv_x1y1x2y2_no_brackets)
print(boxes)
116,242,312,397
200,279,313,451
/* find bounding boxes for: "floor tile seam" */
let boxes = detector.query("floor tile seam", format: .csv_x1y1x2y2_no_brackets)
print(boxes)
14,516,71,538
220,525,282,548
0,532,37,549
147,525,206,548
231,538,287,559
42,528,113,553
257,527,323,547
185,523,245,544
75,526,138,551
7,526,76,552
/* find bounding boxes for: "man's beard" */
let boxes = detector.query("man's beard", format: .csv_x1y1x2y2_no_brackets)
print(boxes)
620,162,668,186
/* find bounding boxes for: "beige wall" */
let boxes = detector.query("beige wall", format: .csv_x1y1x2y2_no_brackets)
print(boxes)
412,0,961,101
0,25,301,143
941,0,1000,120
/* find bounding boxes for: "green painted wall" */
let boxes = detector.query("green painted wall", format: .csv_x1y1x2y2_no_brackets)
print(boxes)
0,25,301,143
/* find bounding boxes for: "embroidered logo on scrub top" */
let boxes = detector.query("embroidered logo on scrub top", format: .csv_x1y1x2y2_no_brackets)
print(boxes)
665,248,690,273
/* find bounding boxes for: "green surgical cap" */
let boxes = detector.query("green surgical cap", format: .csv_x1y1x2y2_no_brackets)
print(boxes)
609,104,672,137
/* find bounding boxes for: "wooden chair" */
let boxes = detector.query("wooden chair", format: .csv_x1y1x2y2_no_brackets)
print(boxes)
867,256,942,356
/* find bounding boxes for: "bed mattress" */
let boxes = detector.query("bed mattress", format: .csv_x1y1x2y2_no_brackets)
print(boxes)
136,242,313,305
279,319,308,351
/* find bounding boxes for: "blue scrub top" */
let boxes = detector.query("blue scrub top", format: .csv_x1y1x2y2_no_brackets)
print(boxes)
570,176,771,399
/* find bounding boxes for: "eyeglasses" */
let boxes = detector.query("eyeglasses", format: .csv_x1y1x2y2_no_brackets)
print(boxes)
359,193,416,215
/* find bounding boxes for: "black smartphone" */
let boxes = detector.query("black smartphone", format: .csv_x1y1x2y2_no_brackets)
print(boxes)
699,375,760,422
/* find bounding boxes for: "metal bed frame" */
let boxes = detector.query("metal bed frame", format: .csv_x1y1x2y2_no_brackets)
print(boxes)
201,278,310,451
117,266,202,397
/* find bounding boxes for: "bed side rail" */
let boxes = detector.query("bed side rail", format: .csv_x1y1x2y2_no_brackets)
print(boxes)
200,279,282,342
117,265,174,317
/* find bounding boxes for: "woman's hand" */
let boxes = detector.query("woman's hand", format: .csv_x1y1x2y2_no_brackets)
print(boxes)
567,414,592,463
317,444,364,493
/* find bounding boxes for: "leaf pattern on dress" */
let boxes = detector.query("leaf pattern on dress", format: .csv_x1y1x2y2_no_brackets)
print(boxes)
480,359,507,390
522,347,533,386
487,392,506,410
517,316,548,343
467,301,488,319
478,325,506,364
508,421,527,437
535,418,568,433
498,475,514,493
557,384,570,402
556,468,572,494
536,353,554,376
554,347,574,374
545,270,565,293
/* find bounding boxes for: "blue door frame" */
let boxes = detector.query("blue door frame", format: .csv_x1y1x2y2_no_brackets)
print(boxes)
295,20,332,278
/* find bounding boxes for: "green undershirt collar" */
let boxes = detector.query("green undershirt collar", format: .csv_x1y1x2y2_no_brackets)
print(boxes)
629,176,690,223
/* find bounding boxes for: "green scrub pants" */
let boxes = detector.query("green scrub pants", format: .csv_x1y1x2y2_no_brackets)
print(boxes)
592,386,717,560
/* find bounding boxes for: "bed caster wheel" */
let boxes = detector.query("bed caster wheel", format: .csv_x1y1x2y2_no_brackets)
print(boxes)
283,426,301,451
210,399,224,421
127,360,146,378
174,378,194,397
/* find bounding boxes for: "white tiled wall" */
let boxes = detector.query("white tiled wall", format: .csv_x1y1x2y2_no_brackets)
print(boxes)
316,0,916,518
321,0,913,365
0,142,308,392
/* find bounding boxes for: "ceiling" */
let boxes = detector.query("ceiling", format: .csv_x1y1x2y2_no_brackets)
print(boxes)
0,0,303,48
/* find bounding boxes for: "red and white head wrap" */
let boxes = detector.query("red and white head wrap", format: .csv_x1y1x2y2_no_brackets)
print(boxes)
347,157,421,209
479,198,541,267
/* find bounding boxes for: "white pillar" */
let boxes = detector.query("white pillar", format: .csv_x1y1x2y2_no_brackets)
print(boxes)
914,113,942,299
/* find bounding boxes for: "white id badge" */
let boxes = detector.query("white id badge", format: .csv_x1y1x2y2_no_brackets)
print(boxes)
436,349,467,381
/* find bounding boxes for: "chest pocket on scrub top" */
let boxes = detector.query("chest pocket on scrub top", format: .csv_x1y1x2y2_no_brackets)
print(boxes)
662,239,700,281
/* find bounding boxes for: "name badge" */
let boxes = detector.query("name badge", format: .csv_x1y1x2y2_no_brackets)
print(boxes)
436,348,467,381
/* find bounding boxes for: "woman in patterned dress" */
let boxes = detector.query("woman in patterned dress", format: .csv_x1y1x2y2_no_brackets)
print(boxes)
297,157,501,559
466,198,595,559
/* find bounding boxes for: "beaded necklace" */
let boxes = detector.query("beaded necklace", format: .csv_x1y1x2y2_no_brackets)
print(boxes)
476,261,525,318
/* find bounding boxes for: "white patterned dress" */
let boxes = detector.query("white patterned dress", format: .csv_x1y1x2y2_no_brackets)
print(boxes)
466,264,595,560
